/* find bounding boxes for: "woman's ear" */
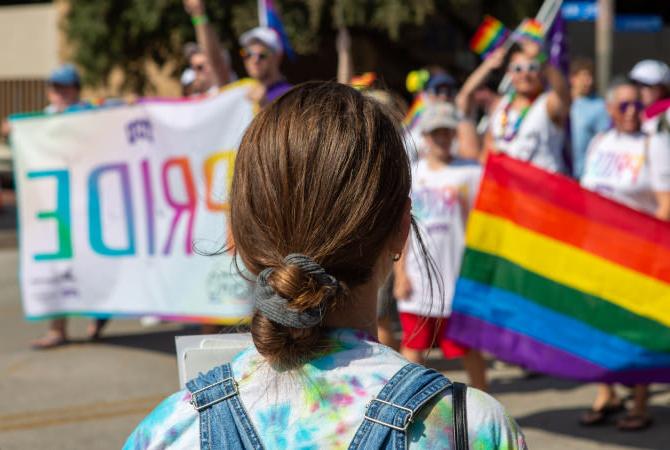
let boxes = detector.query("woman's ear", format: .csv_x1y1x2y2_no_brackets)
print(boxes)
391,197,412,254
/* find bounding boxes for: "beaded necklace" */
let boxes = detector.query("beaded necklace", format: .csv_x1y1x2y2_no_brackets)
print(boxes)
499,93,535,142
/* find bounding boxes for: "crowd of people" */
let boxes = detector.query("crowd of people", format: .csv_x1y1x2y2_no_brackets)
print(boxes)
5,1,670,446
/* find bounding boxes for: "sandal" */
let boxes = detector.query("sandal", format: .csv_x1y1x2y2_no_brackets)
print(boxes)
579,402,625,426
31,333,68,350
617,414,653,431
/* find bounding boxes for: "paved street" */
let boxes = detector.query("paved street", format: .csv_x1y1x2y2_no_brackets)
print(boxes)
0,203,668,449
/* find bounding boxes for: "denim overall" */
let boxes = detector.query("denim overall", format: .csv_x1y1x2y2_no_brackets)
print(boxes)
186,362,460,450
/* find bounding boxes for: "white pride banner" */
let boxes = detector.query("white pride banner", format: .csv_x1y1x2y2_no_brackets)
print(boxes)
12,83,256,324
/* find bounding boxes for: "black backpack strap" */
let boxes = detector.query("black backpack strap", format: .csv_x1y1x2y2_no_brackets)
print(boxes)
453,382,469,450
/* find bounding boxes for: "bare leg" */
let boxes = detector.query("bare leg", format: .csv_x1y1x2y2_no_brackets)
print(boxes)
617,384,652,430
630,384,649,417
401,347,425,365
86,319,109,340
462,350,488,391
377,316,399,350
31,318,67,349
592,384,619,410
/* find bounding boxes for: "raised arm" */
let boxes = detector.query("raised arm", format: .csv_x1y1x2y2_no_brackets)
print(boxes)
455,48,505,159
336,27,353,85
519,39,570,126
184,0,230,87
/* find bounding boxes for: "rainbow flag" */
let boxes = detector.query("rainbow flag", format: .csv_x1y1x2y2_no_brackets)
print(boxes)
448,155,670,383
350,72,377,89
259,0,295,60
514,18,545,43
402,95,426,129
470,15,510,58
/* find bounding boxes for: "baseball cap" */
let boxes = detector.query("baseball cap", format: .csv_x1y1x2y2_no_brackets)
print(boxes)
48,64,81,86
420,102,459,133
239,27,283,54
425,73,457,92
629,60,670,87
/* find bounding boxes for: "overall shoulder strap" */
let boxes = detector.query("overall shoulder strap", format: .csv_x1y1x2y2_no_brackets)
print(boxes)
186,364,264,450
348,363,454,450
187,363,239,411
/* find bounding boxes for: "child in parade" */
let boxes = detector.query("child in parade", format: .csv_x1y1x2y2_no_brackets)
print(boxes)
125,82,526,449
393,102,488,392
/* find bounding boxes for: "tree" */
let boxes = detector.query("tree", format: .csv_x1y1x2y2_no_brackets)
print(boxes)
64,0,541,93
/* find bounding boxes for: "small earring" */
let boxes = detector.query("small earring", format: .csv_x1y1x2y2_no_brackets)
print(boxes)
392,253,401,262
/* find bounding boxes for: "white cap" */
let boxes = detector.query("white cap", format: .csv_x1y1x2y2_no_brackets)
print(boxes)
420,102,459,133
629,60,670,86
180,68,196,86
239,27,283,54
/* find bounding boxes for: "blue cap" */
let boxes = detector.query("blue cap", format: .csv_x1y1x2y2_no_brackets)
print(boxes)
426,73,456,92
48,64,81,87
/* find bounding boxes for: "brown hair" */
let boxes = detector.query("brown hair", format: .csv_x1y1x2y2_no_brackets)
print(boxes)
230,81,433,368
570,57,595,76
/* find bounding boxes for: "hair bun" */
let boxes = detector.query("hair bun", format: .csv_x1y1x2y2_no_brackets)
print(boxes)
267,254,339,312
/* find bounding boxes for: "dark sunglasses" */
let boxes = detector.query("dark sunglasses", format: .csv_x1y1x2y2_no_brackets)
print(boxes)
509,61,541,74
192,63,206,72
240,49,270,61
430,84,456,97
617,100,644,113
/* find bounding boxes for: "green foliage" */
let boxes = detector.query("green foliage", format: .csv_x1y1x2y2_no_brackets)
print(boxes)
64,0,542,92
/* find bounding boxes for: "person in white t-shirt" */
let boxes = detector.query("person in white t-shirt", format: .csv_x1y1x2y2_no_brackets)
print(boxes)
456,39,570,174
579,78,670,431
393,103,487,391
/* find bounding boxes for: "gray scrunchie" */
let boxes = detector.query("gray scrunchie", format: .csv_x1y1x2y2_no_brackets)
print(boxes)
254,254,339,328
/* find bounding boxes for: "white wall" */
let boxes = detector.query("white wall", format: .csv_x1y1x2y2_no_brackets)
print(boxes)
0,4,59,78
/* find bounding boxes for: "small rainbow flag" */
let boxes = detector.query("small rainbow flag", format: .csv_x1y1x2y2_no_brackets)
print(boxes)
448,155,670,383
514,18,545,43
470,15,510,58
402,94,426,129
350,72,377,89
259,0,295,60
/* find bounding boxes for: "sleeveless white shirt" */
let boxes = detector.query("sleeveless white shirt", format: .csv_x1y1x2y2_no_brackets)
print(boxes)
490,92,566,173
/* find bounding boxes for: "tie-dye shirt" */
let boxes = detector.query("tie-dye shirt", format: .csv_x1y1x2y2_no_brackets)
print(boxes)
124,329,527,449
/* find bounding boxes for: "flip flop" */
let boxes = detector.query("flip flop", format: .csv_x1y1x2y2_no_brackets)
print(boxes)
617,414,653,431
31,334,68,350
579,403,625,426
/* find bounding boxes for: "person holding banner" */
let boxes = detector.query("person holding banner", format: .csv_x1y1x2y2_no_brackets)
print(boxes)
457,37,570,174
30,64,109,349
125,82,527,449
579,78,670,431
184,0,291,106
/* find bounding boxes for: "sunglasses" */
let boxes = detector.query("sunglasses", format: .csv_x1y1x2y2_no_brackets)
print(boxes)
430,85,455,97
240,49,270,61
192,63,206,72
509,61,541,74
617,100,644,113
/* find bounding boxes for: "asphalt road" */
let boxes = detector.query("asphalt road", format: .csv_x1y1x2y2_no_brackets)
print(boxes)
0,208,668,449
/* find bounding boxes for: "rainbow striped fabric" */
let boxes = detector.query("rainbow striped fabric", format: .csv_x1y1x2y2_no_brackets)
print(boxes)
448,155,670,383
403,95,426,129
470,15,510,58
259,0,295,59
514,18,545,43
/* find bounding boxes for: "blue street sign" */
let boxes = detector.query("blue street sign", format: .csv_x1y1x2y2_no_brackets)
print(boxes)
615,14,663,32
562,1,597,21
